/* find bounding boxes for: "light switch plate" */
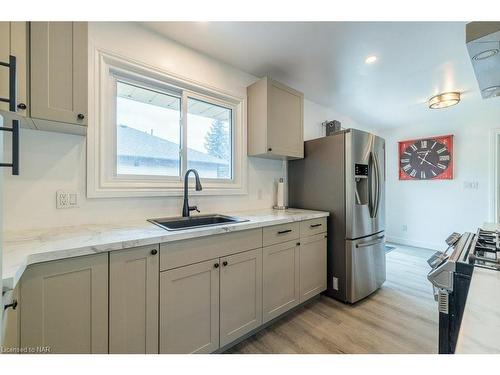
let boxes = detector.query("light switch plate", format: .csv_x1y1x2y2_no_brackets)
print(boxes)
56,190,79,209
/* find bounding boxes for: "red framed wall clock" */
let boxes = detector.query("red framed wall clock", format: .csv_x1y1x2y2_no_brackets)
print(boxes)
399,134,453,180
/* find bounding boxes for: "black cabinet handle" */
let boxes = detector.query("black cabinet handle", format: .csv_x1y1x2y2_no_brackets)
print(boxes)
310,223,322,228
0,55,17,112
0,119,19,175
77,113,85,120
151,249,158,255
17,102,26,110
214,263,220,268
222,261,228,267
277,229,292,234
4,299,18,311
268,147,272,152
296,242,301,246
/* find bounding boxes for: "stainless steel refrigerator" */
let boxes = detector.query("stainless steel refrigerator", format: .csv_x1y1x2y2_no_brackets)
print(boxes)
289,128,386,303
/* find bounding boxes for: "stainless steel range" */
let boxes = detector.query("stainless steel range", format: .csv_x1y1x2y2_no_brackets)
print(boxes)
427,228,500,354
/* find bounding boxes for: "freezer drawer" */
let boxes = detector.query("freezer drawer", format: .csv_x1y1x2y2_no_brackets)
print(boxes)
345,233,386,303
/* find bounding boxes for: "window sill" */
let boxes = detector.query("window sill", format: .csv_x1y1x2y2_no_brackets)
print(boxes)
86,184,248,198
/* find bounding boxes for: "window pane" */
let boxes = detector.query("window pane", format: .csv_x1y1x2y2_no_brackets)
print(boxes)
116,81,181,177
187,97,232,179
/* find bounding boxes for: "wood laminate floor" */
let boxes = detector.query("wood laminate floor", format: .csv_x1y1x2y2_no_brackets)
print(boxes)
227,244,438,354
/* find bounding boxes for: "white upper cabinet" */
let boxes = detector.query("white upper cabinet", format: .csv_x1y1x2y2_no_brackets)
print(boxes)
247,77,304,159
0,22,29,116
30,22,88,132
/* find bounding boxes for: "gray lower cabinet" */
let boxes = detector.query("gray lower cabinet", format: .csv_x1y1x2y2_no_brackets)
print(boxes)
219,248,263,347
159,259,220,354
109,245,159,354
19,253,108,354
299,233,328,303
30,22,88,128
1,288,20,351
262,240,300,323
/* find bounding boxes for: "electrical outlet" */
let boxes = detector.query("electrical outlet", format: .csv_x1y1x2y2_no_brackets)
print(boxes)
464,181,479,190
402,224,408,232
332,277,339,290
56,190,79,209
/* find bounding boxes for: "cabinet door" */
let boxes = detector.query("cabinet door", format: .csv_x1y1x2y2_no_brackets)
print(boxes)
1,288,20,351
267,79,304,158
30,22,87,125
160,259,220,354
299,233,327,303
219,248,262,347
0,22,28,114
109,246,159,354
263,241,300,323
20,253,108,353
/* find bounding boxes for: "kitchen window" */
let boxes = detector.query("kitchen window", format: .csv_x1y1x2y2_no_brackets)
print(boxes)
87,51,245,198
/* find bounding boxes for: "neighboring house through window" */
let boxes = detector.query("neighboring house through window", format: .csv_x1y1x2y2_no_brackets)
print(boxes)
87,50,246,198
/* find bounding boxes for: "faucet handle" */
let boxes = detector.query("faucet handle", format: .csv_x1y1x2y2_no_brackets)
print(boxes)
189,205,200,213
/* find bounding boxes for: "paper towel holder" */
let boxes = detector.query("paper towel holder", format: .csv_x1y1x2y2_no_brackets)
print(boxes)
273,177,288,210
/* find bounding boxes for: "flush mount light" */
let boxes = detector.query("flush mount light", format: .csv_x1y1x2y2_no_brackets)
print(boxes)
473,48,499,60
365,55,377,64
482,85,500,98
428,92,461,109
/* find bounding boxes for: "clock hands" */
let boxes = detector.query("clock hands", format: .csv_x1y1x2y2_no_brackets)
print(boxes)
417,155,437,168
420,150,430,165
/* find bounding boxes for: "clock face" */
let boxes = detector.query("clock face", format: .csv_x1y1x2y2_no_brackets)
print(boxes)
399,136,453,180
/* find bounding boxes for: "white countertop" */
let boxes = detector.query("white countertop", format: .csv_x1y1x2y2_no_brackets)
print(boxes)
2,208,329,291
455,267,500,353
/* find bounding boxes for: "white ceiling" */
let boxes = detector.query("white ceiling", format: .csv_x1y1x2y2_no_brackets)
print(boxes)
141,22,500,130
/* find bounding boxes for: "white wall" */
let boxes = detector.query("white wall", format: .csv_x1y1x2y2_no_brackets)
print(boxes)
379,99,500,250
2,22,344,232
303,98,376,141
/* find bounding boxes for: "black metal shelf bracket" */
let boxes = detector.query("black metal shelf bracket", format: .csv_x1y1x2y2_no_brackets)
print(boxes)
0,119,20,175
0,55,17,112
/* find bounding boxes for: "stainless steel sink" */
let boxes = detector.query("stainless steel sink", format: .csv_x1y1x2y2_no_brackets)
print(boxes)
148,214,248,231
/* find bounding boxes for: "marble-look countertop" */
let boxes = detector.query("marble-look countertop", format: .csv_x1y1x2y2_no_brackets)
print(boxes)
2,208,329,291
455,267,500,353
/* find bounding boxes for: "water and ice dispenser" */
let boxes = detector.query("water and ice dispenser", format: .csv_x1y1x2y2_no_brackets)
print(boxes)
354,163,369,205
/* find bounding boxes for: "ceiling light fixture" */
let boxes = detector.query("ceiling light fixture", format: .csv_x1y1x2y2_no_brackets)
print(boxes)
473,48,499,60
428,92,461,109
365,55,377,64
482,85,500,98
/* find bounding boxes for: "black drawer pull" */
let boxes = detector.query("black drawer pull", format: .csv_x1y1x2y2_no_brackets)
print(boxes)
0,119,19,175
4,300,18,311
151,249,158,255
277,229,292,234
222,261,228,267
310,223,322,228
0,55,17,112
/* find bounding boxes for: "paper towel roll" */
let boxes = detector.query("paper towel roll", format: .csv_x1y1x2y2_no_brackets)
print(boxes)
277,178,285,208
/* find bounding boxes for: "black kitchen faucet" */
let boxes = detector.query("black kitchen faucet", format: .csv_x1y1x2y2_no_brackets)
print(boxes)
182,169,203,217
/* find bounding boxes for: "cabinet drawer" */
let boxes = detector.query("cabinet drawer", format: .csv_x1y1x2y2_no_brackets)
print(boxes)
300,218,327,237
263,222,299,247
160,229,262,271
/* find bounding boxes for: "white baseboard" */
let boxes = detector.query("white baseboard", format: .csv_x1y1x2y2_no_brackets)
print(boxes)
386,236,442,251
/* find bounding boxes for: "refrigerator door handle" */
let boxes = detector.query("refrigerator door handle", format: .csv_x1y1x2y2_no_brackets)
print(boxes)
373,151,381,218
368,152,375,218
356,235,385,248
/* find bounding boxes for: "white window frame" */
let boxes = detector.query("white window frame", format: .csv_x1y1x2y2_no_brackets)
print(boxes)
87,49,247,198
